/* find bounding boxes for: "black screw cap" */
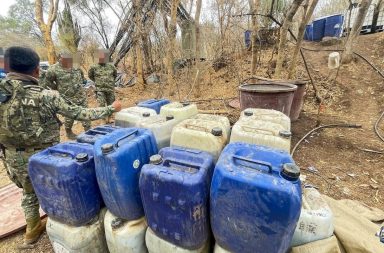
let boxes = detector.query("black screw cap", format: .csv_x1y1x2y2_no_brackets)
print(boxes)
101,143,114,154
150,154,163,165
282,163,300,180
211,127,223,136
76,153,89,162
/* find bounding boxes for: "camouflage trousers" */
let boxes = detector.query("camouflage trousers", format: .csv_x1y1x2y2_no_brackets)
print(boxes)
3,148,40,220
64,99,91,131
96,91,115,107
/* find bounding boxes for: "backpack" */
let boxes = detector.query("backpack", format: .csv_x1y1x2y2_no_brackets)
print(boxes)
0,79,46,147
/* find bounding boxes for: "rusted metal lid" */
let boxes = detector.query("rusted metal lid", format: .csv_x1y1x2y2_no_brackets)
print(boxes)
239,82,297,93
211,127,223,136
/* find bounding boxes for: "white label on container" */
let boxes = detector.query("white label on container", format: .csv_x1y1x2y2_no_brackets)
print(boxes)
133,159,140,169
52,242,70,253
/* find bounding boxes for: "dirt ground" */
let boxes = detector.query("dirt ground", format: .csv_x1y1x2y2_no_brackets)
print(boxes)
1,33,384,252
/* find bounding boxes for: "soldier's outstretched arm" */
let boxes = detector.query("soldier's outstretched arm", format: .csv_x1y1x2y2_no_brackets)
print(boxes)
41,90,120,121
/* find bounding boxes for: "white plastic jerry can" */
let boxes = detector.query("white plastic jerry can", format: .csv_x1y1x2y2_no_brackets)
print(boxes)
104,210,148,253
115,107,157,128
214,244,231,253
239,108,291,131
170,118,228,161
47,209,108,253
146,228,210,253
138,115,179,149
160,102,198,121
291,187,334,247
192,114,231,140
230,118,291,152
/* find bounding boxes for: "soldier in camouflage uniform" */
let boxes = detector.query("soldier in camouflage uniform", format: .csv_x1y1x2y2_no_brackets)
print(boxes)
0,47,121,248
46,54,91,138
88,50,117,108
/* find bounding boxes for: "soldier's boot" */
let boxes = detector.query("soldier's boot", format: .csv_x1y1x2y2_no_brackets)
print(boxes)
65,128,77,140
18,217,46,249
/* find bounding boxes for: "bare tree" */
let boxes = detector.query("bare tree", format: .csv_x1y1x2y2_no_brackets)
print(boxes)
134,0,145,88
274,0,304,78
35,0,60,64
372,0,383,33
249,0,260,75
166,0,181,96
343,0,373,63
288,0,319,79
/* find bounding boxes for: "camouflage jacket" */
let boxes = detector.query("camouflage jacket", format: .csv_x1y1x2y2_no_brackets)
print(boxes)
88,63,117,92
45,63,87,103
0,72,114,148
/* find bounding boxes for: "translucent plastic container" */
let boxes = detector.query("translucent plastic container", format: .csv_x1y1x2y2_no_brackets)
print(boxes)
214,244,230,253
146,228,209,253
240,108,291,131
192,114,231,140
104,210,148,253
230,117,291,152
170,119,228,160
160,102,198,121
115,107,157,128
138,115,179,149
291,187,334,247
47,209,108,253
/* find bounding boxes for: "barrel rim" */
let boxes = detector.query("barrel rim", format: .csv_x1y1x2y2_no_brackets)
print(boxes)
238,81,298,93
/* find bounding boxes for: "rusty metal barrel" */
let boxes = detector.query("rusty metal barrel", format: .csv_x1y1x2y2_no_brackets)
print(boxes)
239,80,297,116
289,80,307,121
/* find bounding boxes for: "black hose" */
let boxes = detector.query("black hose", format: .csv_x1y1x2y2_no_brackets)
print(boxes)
291,123,362,156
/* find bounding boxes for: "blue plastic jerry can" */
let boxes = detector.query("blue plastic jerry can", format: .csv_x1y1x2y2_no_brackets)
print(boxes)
140,147,215,249
29,142,102,226
94,128,158,220
210,142,302,253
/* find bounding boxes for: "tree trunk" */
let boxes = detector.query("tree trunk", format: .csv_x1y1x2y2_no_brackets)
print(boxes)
142,35,153,73
250,0,260,75
194,0,203,97
274,0,305,78
343,0,373,63
288,0,319,79
134,0,145,88
35,0,59,65
166,0,181,96
371,0,383,33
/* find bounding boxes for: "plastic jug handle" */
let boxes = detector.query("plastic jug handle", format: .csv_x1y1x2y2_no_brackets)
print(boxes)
241,126,275,135
163,158,200,172
48,148,76,159
88,129,110,135
115,130,139,147
185,124,209,132
232,155,273,173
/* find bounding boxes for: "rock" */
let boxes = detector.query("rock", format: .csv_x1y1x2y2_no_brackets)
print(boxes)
320,37,343,46
146,73,161,84
370,183,379,190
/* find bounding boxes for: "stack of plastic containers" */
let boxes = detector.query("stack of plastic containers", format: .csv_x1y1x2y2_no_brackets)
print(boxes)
160,102,198,121
231,108,292,152
140,147,215,253
115,106,157,127
137,99,171,114
210,143,302,253
29,142,108,253
170,115,230,161
94,128,158,253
